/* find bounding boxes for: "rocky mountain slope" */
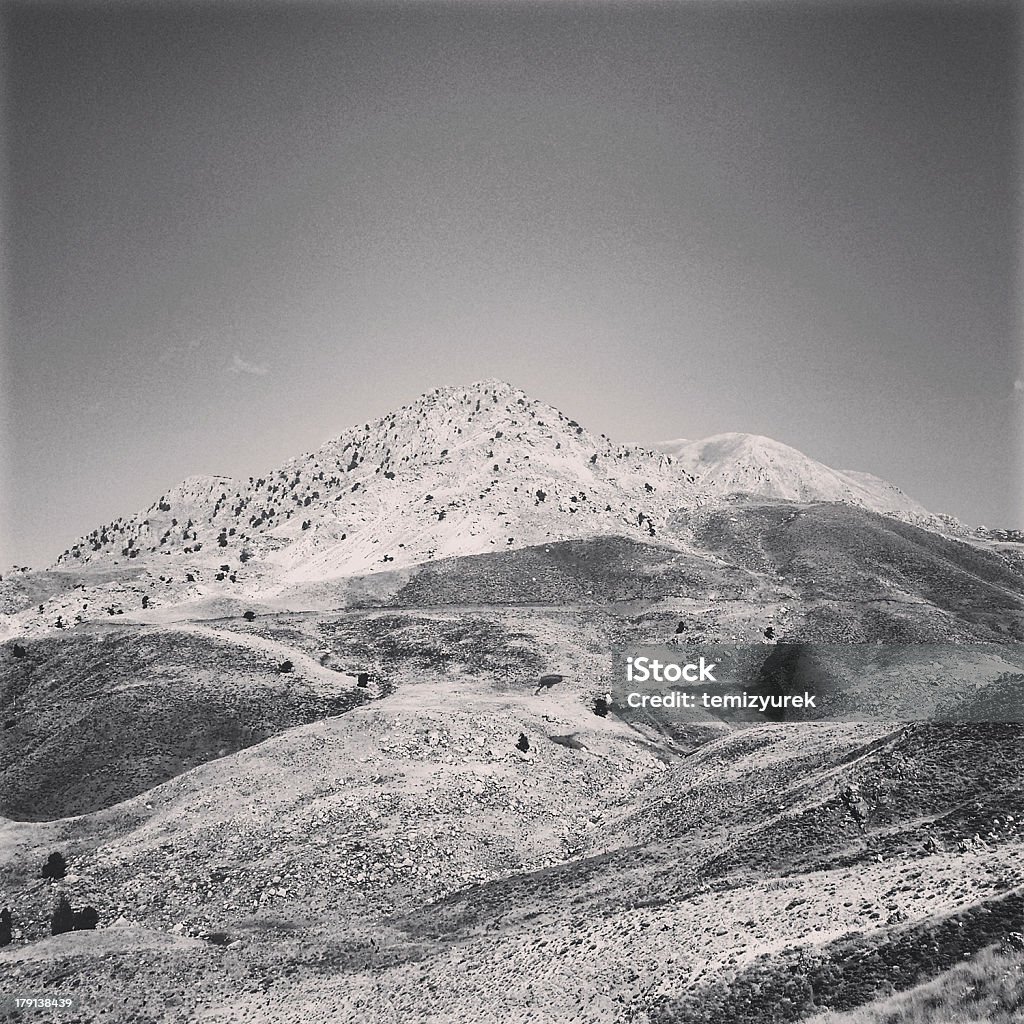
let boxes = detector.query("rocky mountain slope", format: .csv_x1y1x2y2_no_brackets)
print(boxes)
54,380,702,583
3,680,1022,1023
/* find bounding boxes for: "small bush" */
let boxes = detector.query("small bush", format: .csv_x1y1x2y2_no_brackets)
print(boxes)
72,907,99,931
41,852,66,880
50,894,74,935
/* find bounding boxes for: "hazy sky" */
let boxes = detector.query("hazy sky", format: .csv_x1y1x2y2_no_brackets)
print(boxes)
2,0,1021,567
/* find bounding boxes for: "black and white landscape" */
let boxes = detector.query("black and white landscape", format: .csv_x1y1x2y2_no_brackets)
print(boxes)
2,378,1024,1022
2,1,1023,1022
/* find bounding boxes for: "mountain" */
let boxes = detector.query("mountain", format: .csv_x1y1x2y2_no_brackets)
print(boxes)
3,379,988,640
654,433,928,514
55,383,934,589
55,379,701,583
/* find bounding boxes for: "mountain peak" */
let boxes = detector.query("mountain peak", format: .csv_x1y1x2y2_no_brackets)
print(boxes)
655,433,926,513
57,380,698,577
53,385,928,581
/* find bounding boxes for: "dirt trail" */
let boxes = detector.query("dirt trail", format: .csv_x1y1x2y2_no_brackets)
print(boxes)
147,622,355,692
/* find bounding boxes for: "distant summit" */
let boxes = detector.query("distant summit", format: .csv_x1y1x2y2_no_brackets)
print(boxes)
654,433,927,515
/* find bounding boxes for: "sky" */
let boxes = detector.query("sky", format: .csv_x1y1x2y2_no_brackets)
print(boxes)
1,0,1021,567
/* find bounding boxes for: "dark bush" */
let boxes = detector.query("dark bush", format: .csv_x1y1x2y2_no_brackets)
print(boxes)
72,907,99,931
50,894,74,935
41,852,66,880
0,908,11,947
243,611,256,622
278,660,294,674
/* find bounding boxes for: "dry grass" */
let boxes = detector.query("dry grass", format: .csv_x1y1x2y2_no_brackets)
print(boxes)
807,945,1024,1024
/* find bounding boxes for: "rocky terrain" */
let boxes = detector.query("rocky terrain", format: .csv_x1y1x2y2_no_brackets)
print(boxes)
2,381,1023,1022
48,380,705,582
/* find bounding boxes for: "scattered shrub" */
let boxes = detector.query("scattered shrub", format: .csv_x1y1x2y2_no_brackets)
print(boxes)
72,906,99,931
41,852,66,880
50,894,74,935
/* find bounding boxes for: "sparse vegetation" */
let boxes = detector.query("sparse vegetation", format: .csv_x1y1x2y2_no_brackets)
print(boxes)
807,946,1024,1023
